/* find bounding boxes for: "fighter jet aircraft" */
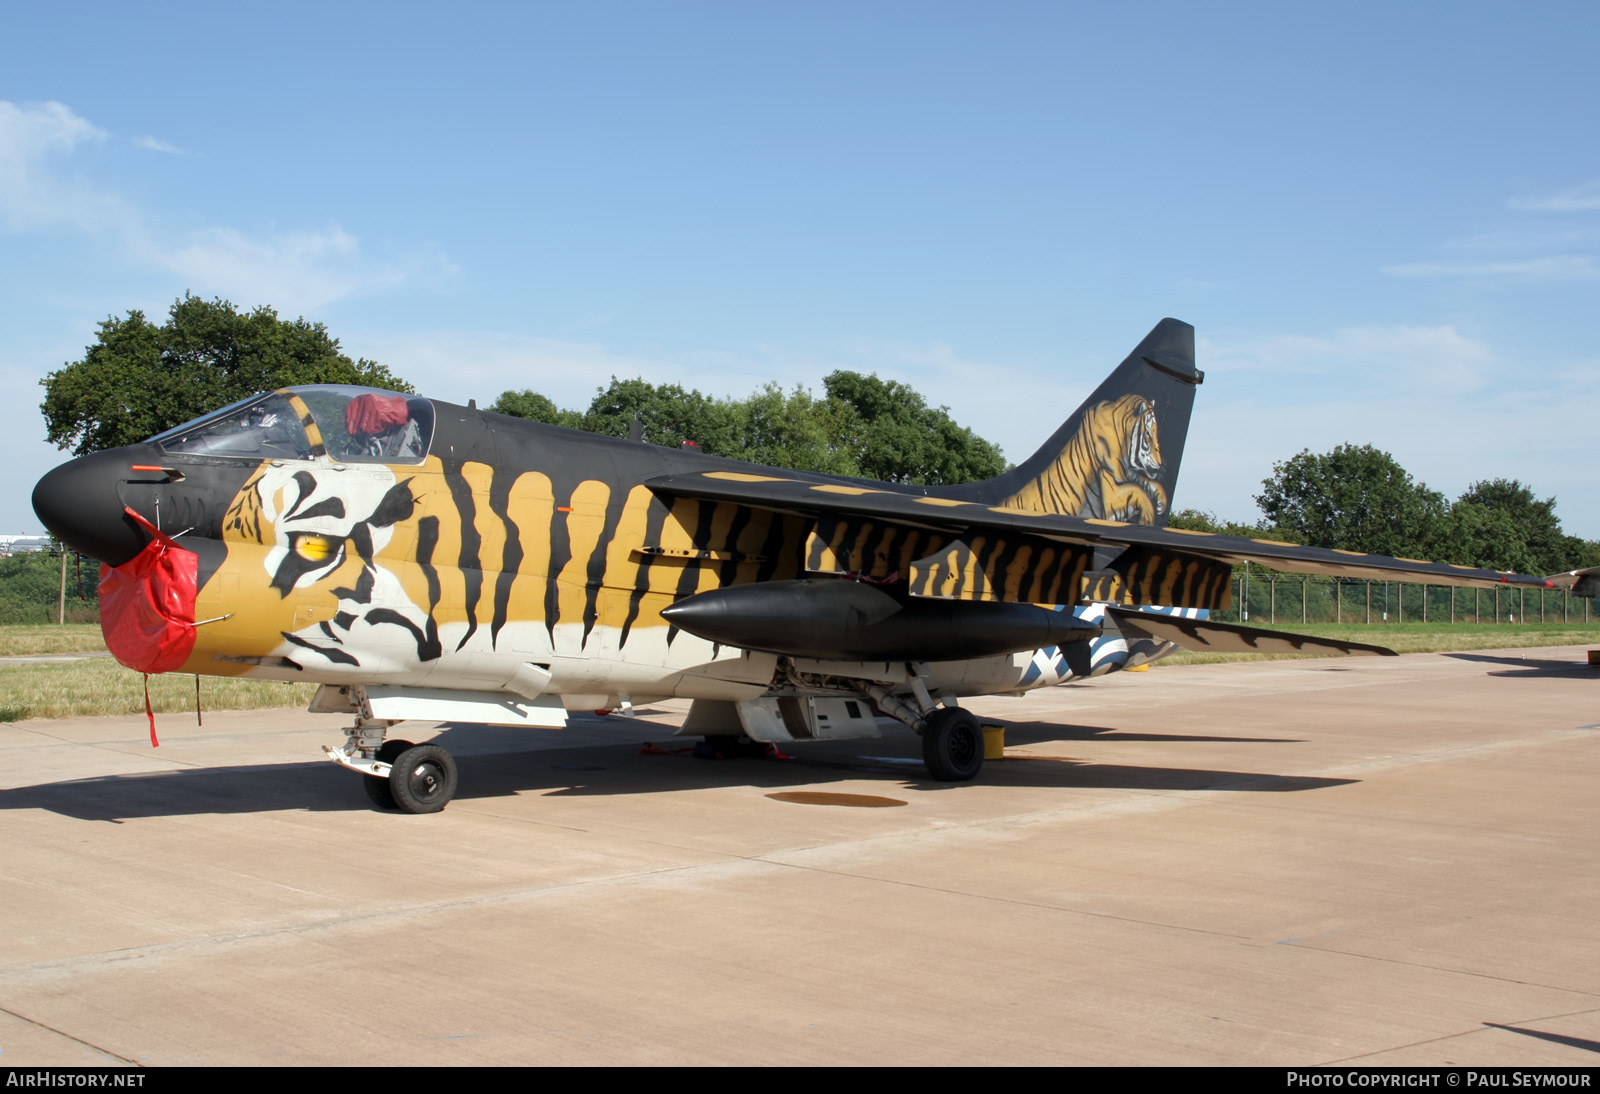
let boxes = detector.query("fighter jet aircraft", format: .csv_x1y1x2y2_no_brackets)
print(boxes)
33,319,1548,812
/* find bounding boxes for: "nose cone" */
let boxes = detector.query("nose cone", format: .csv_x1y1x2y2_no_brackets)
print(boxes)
33,448,154,566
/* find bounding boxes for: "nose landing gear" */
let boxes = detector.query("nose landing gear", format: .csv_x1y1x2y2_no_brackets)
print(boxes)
325,717,459,814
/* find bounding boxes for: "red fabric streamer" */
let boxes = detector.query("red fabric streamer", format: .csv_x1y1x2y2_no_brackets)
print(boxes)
143,673,159,748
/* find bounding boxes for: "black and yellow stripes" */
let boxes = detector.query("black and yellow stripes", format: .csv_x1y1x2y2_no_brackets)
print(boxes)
1082,546,1233,609
284,394,326,456
906,533,1093,603
804,512,949,580
367,458,811,652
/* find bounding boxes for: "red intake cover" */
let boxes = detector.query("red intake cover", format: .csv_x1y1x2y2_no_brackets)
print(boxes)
98,509,198,674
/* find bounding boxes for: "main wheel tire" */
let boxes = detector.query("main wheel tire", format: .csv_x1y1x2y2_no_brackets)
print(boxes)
388,744,458,814
921,708,984,782
361,739,415,809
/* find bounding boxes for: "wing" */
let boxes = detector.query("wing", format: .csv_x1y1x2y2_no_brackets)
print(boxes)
646,469,1551,606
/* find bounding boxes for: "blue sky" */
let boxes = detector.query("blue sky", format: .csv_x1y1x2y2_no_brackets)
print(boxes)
3,2,1598,538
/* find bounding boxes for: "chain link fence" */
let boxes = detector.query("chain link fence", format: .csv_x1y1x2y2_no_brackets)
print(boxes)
0,550,100,625
1211,574,1589,626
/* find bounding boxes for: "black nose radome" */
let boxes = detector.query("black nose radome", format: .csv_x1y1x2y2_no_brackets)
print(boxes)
33,447,159,567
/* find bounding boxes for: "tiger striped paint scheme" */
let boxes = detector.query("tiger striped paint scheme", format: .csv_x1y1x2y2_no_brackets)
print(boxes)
1080,546,1234,610
906,533,1094,604
803,511,949,580
190,447,813,696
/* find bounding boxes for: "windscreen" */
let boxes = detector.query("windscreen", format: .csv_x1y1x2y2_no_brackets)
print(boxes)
148,393,314,460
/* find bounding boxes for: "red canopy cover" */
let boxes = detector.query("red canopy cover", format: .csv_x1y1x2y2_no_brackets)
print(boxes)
345,392,410,437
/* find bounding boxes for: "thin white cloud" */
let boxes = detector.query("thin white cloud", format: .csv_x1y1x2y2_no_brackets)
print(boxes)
0,100,117,232
1203,324,1497,391
131,135,185,155
1509,180,1600,212
1439,225,1600,253
0,98,453,312
1382,256,1598,280
135,225,455,315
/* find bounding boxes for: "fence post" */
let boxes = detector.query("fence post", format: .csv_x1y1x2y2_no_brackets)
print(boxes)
1366,581,1371,624
1270,577,1276,624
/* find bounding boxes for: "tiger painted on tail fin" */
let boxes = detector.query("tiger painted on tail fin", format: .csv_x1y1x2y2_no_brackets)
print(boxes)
945,317,1200,527
999,393,1166,523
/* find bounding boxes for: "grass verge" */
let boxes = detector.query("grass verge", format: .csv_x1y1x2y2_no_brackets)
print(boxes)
0,624,109,656
0,658,315,722
1161,620,1600,666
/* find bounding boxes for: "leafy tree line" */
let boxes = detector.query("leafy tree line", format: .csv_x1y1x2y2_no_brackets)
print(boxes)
0,550,99,624
1173,444,1600,576
492,372,1008,485
41,295,411,456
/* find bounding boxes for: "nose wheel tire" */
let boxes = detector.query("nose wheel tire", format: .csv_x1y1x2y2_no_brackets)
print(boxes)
921,708,983,782
386,743,458,814
362,739,414,809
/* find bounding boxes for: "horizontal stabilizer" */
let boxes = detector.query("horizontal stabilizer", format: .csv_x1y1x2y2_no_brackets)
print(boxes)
1107,607,1397,657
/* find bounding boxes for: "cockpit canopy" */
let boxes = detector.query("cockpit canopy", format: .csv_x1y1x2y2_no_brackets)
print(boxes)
147,386,435,465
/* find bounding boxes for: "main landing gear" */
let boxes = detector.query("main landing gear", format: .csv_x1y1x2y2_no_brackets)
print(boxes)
327,718,459,814
920,707,984,782
855,668,985,782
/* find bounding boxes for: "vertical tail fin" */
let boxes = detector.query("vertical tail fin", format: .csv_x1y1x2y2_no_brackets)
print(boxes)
954,319,1201,526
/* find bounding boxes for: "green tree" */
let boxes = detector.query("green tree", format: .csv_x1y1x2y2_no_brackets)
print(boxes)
1256,444,1447,557
41,294,412,455
487,371,1008,484
820,370,1006,484
489,389,584,429
0,548,98,624
1429,479,1594,574
724,383,859,476
580,378,742,453
1428,498,1536,573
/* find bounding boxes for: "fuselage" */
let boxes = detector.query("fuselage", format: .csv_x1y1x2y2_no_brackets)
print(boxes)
37,386,1151,711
